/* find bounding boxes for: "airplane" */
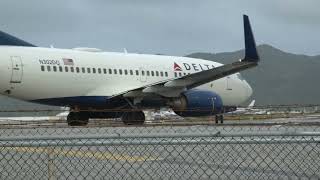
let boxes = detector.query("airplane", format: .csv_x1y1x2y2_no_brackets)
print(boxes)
0,15,260,126
228,100,256,114
149,108,181,121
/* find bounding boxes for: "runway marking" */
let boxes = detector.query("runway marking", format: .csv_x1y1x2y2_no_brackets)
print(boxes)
1,147,159,162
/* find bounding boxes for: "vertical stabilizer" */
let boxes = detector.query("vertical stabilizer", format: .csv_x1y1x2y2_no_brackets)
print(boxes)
0,31,36,47
248,100,255,109
242,15,259,62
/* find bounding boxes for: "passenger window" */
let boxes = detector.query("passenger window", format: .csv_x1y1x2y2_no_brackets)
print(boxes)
160,72,163,77
103,68,107,74
76,67,80,73
146,71,150,76
70,67,74,72
135,70,139,75
156,71,159,76
53,66,57,72
98,68,101,74
109,69,112,74
130,70,133,75
179,72,182,77
114,69,117,74
151,71,154,76
47,66,51,72
141,71,145,76
41,65,45,71
119,69,122,75
92,68,96,73
124,69,128,75
59,66,63,72
87,68,91,73
82,67,85,73
65,66,68,72
165,72,168,77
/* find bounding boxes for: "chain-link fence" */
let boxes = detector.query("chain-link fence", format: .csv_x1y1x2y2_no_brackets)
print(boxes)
0,120,320,179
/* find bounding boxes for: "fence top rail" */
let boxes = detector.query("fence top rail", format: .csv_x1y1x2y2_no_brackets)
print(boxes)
1,131,320,142
1,137,319,147
0,121,320,130
0,104,319,112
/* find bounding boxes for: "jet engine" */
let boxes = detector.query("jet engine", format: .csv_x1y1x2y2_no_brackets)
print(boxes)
170,90,223,117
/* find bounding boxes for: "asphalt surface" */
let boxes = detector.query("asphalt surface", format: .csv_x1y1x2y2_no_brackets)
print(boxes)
0,116,319,179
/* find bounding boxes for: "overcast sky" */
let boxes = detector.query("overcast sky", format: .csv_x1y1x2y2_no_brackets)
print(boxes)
0,0,319,56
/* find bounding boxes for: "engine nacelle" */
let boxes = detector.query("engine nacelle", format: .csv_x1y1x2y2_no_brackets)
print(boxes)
170,90,223,117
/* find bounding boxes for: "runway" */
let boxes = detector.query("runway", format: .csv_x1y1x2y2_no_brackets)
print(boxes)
0,116,319,179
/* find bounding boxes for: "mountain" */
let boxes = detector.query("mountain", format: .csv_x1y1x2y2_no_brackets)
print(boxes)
187,44,320,105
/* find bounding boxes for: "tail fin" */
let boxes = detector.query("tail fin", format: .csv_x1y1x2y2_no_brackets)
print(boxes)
241,15,259,62
0,31,36,47
248,100,255,108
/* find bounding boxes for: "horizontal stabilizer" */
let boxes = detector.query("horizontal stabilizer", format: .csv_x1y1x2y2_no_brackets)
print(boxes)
0,31,36,47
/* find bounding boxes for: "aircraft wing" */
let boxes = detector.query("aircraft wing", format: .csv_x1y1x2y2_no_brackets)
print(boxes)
115,15,260,98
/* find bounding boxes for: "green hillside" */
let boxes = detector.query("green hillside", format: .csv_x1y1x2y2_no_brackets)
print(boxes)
188,44,320,105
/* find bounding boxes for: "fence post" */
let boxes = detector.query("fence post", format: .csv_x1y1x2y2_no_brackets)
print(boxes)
47,147,56,180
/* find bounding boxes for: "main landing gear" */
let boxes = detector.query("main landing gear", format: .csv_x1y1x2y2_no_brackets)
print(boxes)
121,111,145,125
215,114,224,124
66,110,146,126
67,112,89,126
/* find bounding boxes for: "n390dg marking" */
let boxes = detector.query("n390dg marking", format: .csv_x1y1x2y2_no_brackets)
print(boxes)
39,59,60,66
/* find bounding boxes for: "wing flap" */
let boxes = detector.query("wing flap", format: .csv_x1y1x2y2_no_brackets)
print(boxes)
185,61,257,89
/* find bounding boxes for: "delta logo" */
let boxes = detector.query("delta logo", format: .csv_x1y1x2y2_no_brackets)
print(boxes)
173,62,182,71
174,62,216,72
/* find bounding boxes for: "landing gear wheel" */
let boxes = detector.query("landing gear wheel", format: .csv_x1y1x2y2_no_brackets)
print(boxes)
220,115,224,124
215,115,224,124
67,112,89,126
122,111,145,125
215,115,219,124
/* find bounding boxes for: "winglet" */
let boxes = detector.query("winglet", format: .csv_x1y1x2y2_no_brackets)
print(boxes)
242,15,259,62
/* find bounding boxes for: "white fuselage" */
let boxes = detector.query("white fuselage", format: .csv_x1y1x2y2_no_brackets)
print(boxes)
0,46,252,107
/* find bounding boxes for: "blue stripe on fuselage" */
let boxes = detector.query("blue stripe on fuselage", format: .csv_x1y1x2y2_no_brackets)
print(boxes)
31,96,128,108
